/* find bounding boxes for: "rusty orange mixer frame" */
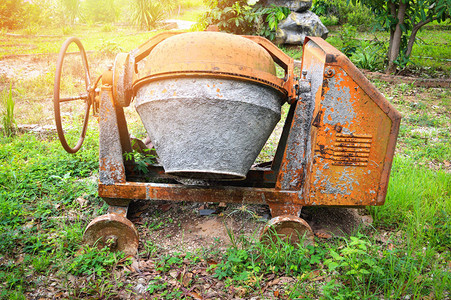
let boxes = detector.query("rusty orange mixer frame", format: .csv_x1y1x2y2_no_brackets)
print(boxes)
53,31,401,254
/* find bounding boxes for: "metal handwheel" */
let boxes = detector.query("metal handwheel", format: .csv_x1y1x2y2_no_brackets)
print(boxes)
53,37,96,153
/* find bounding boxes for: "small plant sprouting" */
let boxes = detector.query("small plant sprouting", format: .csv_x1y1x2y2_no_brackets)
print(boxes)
1,83,16,137
324,234,383,288
123,142,157,174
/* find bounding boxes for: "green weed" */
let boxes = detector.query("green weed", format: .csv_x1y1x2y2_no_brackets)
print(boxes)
1,83,16,137
67,245,123,276
124,143,157,174
23,25,40,35
320,15,339,26
100,23,115,32
351,40,386,71
98,40,123,57
61,26,73,36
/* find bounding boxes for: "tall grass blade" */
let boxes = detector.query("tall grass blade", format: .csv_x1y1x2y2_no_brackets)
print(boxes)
1,83,16,137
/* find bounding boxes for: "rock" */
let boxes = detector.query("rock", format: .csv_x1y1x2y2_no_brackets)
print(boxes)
260,0,312,12
275,11,328,45
133,277,148,294
133,283,147,294
361,215,374,226
315,229,333,239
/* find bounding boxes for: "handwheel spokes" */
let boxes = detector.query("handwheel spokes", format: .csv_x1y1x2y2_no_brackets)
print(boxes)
58,93,89,103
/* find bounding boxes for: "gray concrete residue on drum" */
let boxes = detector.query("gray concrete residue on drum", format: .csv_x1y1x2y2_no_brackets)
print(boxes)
135,78,284,180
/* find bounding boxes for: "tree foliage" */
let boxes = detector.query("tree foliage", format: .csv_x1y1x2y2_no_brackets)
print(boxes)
81,0,118,24
351,0,451,73
0,0,25,29
312,0,377,30
60,0,81,25
130,0,167,31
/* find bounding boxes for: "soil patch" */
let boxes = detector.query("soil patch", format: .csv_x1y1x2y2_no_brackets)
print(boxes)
127,199,367,253
363,70,451,88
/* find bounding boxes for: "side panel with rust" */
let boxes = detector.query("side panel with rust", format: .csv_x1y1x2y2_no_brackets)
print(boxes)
302,37,401,206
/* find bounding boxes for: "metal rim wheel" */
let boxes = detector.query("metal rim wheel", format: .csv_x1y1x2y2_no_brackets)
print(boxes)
53,37,92,153
83,213,139,256
260,215,314,247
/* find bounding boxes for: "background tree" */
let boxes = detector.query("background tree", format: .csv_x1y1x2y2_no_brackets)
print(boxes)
0,0,28,29
352,0,450,74
0,0,54,29
82,0,118,24
130,0,167,30
60,0,81,25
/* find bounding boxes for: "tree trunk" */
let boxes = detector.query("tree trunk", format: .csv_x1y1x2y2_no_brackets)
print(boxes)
386,1,407,74
386,2,397,58
405,18,436,58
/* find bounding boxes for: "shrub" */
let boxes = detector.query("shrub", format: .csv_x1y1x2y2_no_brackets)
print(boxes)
312,0,376,30
101,23,115,32
320,15,339,27
98,40,124,57
130,0,166,31
195,0,289,40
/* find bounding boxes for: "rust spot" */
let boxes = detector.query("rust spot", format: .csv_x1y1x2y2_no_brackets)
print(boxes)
325,53,337,63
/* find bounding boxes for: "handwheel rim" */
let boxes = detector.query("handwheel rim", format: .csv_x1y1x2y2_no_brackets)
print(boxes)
53,37,92,153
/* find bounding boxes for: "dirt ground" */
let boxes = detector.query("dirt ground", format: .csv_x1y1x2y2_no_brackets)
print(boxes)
128,199,370,252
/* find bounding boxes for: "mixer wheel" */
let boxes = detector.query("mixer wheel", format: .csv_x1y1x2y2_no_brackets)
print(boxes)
54,37,93,153
260,215,314,247
83,213,138,256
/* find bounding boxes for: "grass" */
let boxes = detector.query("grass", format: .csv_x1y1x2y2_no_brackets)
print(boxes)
0,25,163,59
326,27,451,76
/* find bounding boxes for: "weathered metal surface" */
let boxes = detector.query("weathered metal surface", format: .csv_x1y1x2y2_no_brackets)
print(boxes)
132,31,183,65
260,215,314,246
242,35,296,102
135,78,283,180
267,202,303,217
98,82,126,185
99,182,304,204
132,32,295,100
113,53,134,107
83,213,138,255
301,37,401,206
107,205,128,217
274,40,327,195
275,90,313,191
